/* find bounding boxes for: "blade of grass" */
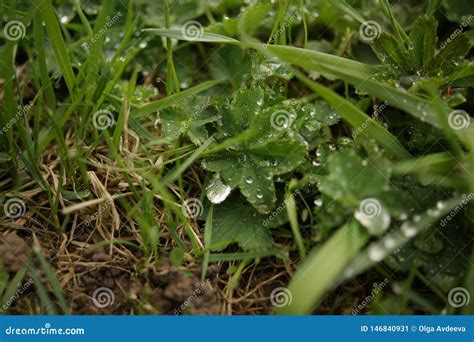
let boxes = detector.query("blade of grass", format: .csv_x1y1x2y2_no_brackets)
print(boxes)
293,69,411,159
38,0,76,96
163,136,215,184
201,207,213,282
33,242,69,313
277,220,369,315
133,79,223,118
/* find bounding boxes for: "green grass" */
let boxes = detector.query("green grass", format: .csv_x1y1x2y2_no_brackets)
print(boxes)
0,0,472,315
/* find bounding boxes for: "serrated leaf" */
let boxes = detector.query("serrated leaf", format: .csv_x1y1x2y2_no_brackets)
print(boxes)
210,192,273,250
372,32,411,73
435,33,471,75
410,15,437,73
209,45,251,87
319,151,388,205
203,140,306,213
159,97,217,145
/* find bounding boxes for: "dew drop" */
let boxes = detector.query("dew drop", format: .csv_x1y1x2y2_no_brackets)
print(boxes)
245,177,254,184
314,197,323,207
206,175,231,204
401,221,417,238
368,245,386,262
383,237,397,249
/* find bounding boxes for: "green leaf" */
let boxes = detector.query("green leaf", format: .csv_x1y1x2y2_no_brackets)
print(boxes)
372,32,411,73
434,34,471,74
210,192,273,250
410,15,437,73
160,97,217,145
38,0,76,96
319,150,388,205
203,139,306,214
209,45,252,88
133,79,223,118
143,28,239,43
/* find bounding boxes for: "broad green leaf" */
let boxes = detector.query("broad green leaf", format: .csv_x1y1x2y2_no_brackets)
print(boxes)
277,220,369,315
319,150,388,205
159,97,218,145
203,140,306,214
238,3,272,37
209,45,252,87
210,192,273,250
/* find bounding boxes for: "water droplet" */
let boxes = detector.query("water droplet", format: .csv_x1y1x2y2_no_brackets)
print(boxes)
398,213,408,220
245,177,254,184
312,159,321,166
256,192,263,199
256,98,264,106
383,237,397,249
314,197,323,207
368,245,386,262
206,175,231,204
401,221,417,238
436,201,445,210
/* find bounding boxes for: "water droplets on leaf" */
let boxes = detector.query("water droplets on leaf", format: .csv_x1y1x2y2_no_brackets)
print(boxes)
313,197,323,207
368,245,386,262
401,221,418,238
206,175,232,204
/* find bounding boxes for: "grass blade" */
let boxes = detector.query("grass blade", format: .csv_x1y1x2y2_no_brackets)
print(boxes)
277,220,369,315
